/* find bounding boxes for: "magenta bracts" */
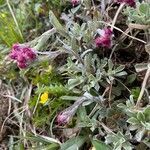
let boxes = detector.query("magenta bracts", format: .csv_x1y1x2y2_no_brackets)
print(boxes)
95,28,113,48
9,43,37,69
116,0,136,7
71,0,79,6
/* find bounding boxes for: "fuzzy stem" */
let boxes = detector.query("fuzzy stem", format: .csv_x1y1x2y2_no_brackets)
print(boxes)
136,64,150,108
111,3,125,31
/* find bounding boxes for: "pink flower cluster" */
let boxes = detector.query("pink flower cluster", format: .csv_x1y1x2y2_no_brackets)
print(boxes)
116,0,135,7
95,28,113,48
71,0,79,6
9,43,37,69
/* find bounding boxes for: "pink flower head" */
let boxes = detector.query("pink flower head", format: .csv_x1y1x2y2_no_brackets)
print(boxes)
104,28,113,36
95,28,113,48
71,0,80,6
17,62,28,69
116,0,136,7
24,49,37,60
16,55,26,63
125,0,135,7
56,112,70,125
9,43,37,69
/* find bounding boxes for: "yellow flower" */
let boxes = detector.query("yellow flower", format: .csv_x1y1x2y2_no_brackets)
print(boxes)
40,92,49,104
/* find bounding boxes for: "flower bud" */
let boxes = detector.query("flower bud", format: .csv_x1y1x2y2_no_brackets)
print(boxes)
57,112,70,125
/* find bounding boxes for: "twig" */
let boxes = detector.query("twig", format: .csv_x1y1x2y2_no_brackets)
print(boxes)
111,3,125,31
99,122,114,134
108,80,113,108
136,63,150,108
109,44,119,59
0,106,27,134
7,89,12,115
23,84,32,118
97,21,147,44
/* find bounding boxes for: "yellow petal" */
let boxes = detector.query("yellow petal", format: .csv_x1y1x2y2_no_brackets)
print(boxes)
40,92,49,104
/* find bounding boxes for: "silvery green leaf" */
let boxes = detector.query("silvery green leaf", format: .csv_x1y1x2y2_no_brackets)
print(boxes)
82,100,93,106
60,96,80,101
92,139,111,150
117,103,127,109
113,140,123,150
71,36,79,53
39,135,61,145
143,122,150,130
49,11,68,37
84,54,93,73
135,128,145,142
101,58,108,68
115,71,127,77
115,65,125,73
108,59,114,71
127,117,140,125
122,142,133,150
71,5,81,14
125,74,136,84
60,136,86,150
77,106,88,122
139,3,149,15
105,134,118,144
83,0,92,9
112,87,122,96
106,77,111,84
143,138,150,148
137,112,145,122
68,77,84,90
143,106,150,120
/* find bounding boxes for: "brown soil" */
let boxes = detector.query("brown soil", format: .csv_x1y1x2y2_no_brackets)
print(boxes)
0,81,10,149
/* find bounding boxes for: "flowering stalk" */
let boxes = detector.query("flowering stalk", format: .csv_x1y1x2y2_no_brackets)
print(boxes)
56,97,86,125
